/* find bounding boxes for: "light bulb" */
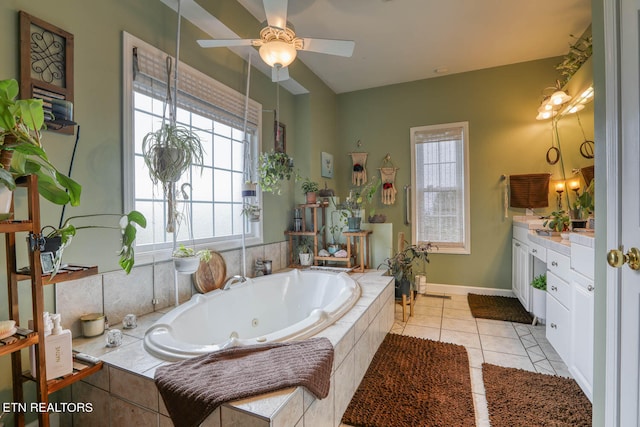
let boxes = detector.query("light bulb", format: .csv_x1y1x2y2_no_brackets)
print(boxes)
259,40,297,67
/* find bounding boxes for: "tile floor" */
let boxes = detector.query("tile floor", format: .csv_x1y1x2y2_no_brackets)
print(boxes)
343,291,571,427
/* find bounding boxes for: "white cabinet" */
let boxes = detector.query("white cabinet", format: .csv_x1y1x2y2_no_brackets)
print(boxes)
570,271,594,401
570,241,595,402
512,238,531,311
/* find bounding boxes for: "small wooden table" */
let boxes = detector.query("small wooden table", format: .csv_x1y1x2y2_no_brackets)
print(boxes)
343,230,373,272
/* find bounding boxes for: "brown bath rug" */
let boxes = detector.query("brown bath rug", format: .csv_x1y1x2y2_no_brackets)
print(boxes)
483,363,592,427
341,333,475,427
467,293,534,324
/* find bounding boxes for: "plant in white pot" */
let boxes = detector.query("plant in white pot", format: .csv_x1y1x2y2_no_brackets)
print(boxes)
172,244,212,274
241,203,261,222
297,238,313,266
531,274,547,320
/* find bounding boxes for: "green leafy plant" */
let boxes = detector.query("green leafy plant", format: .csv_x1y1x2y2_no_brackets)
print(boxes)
556,33,593,85
0,79,81,205
572,179,595,219
531,274,547,291
379,241,435,287
172,243,212,262
241,203,261,221
142,123,205,232
341,176,381,218
297,237,312,254
301,178,319,194
543,210,571,232
257,150,298,194
42,210,147,276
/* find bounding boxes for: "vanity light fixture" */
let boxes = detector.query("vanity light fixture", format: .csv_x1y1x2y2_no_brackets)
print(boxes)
555,181,565,210
535,81,573,120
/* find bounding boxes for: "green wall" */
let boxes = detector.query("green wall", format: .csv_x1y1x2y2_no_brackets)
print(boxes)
336,59,593,288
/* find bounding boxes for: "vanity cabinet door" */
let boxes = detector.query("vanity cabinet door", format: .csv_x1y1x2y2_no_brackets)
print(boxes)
512,238,530,311
546,292,571,363
570,273,594,402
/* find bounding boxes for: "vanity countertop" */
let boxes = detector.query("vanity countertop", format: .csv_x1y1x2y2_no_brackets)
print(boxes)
513,216,595,254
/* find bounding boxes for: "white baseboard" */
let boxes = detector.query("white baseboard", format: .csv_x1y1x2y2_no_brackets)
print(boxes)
423,282,515,297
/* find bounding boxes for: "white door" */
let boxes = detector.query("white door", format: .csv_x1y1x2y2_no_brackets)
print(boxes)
604,0,640,425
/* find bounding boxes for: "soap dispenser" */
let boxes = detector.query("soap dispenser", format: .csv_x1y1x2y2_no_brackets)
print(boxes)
30,313,73,380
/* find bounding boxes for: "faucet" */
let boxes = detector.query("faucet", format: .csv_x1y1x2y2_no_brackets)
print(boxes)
222,275,247,290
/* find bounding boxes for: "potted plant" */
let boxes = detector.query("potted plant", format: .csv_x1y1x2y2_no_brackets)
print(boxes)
301,178,319,204
0,79,82,216
341,177,381,231
172,244,212,274
543,210,571,233
531,274,547,320
241,203,261,222
257,150,297,194
141,123,204,232
571,179,594,229
41,210,147,276
297,237,313,266
379,241,435,298
326,211,344,254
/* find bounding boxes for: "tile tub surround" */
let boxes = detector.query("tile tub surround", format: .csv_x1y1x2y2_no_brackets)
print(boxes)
56,241,290,337
69,271,395,427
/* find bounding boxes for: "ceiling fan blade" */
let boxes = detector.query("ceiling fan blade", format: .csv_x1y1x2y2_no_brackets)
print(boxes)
300,38,355,57
197,39,254,48
271,66,290,82
263,0,288,29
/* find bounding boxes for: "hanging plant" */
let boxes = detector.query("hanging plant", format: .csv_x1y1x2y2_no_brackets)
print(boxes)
257,150,298,194
555,33,593,85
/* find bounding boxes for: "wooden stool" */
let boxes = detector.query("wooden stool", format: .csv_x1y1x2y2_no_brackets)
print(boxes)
343,230,373,272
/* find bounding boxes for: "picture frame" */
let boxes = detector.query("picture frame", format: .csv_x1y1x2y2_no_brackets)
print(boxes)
19,11,75,134
321,152,334,178
40,252,55,274
274,121,286,153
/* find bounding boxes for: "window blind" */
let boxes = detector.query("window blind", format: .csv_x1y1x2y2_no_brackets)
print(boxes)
133,46,260,132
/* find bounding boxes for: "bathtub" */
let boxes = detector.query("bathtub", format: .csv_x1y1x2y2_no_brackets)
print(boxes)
144,269,361,361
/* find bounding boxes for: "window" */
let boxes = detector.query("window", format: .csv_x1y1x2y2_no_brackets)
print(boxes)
410,122,470,254
123,33,262,259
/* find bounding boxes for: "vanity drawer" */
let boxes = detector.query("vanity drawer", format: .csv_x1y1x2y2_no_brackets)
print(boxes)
529,241,546,262
547,250,570,281
547,271,571,309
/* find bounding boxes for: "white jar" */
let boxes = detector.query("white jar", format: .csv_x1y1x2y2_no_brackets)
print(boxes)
80,313,105,337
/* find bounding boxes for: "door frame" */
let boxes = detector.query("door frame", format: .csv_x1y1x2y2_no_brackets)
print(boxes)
602,0,622,425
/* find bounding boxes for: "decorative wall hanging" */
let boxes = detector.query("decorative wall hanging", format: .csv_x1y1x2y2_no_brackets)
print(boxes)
321,151,334,178
19,11,74,134
350,151,368,185
379,154,398,205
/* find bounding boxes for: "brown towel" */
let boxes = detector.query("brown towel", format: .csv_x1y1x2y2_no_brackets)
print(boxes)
581,165,594,186
509,174,550,208
155,337,334,427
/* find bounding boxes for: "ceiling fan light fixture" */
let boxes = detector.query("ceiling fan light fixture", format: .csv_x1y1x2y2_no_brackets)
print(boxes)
259,40,297,67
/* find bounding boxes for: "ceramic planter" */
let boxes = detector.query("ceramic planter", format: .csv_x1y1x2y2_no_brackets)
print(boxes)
395,278,411,299
347,217,361,231
173,256,200,274
327,243,341,255
299,253,312,266
305,192,317,204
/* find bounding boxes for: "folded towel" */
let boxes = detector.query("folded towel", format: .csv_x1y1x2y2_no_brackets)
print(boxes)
155,337,334,427
509,174,550,209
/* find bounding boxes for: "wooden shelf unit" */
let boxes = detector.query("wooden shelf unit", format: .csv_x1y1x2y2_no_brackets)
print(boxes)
285,202,327,267
4,175,101,427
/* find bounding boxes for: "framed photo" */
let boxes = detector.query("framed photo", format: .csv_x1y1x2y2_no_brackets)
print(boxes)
321,152,334,178
274,121,286,153
40,252,55,274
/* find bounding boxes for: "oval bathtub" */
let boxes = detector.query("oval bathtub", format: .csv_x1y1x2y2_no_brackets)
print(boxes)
144,269,361,360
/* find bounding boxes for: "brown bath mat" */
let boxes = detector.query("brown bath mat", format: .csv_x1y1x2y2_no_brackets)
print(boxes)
467,293,533,324
483,363,592,426
342,333,475,427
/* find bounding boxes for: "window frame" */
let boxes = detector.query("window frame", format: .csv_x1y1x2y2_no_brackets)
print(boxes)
122,32,263,264
410,121,471,254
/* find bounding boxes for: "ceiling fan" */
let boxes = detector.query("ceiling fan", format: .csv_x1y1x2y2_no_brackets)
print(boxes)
197,0,355,82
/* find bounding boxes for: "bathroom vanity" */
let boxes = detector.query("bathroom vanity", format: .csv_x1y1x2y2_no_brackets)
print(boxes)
512,217,595,401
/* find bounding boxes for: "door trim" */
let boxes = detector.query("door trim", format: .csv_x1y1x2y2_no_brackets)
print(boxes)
603,0,621,425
